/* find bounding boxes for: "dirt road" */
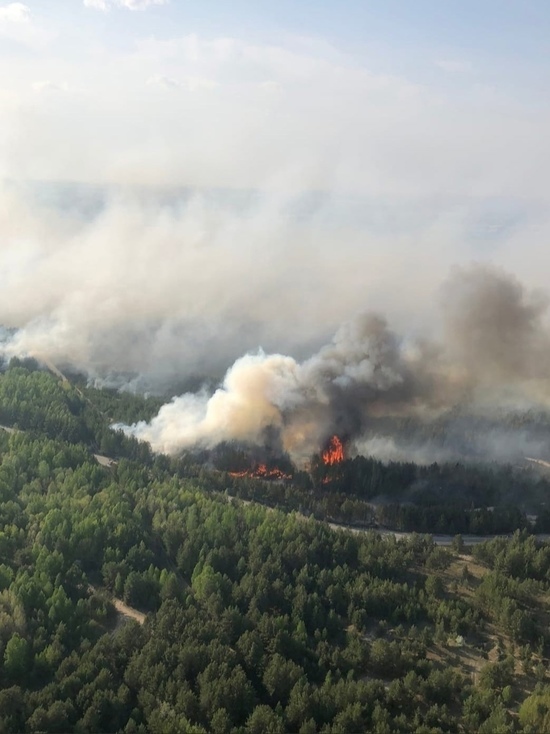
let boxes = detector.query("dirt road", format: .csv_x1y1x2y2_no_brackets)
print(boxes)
112,598,146,625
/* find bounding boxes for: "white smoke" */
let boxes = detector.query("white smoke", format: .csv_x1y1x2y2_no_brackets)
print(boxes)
120,265,550,463
122,315,424,461
125,352,299,453
2,27,550,395
0,181,469,389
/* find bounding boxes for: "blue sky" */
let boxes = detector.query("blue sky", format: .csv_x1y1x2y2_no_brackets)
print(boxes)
57,0,550,57
12,1,547,93
37,0,550,88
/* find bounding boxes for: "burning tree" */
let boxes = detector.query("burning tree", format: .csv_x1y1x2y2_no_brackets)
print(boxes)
310,435,347,487
321,435,345,466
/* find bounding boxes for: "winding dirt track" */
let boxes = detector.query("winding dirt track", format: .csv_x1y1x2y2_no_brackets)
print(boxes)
112,598,146,625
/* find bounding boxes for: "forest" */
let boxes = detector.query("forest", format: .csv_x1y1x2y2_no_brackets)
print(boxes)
2,361,550,731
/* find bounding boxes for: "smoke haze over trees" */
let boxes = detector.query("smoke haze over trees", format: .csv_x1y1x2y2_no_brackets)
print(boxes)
0,354,548,733
3,185,550,463
3,3,550,732
115,264,550,463
2,3,550,464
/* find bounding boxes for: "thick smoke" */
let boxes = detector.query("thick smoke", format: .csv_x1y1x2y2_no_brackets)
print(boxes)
123,264,550,463
3,183,550,463
2,17,550,467
0,181,457,390
443,266,550,383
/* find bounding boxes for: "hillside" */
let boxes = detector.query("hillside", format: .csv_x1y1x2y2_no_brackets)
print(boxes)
1,362,550,732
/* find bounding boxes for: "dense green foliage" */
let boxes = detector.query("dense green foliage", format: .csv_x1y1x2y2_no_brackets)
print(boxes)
1,362,550,731
201,422,550,535
4,360,550,535
0,359,154,463
226,472,540,535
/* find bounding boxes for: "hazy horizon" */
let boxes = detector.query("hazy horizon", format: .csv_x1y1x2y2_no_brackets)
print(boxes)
2,1,550,460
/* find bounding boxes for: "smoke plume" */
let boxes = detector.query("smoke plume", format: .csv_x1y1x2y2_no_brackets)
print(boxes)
2,183,550,464
122,264,550,463
0,181,457,390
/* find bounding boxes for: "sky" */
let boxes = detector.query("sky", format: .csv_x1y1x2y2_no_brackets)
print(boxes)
1,1,550,388
2,0,550,193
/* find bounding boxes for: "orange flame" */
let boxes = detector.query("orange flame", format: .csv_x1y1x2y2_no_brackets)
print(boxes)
322,435,345,465
229,463,292,480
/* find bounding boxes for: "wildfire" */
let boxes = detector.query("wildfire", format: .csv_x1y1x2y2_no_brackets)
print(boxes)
228,463,292,481
322,435,345,465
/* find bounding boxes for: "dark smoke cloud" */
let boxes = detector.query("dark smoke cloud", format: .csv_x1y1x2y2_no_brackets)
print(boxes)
2,181,550,464
443,265,550,383
122,264,550,463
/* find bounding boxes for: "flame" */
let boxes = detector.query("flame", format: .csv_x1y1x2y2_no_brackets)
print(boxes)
229,462,292,480
322,435,345,465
